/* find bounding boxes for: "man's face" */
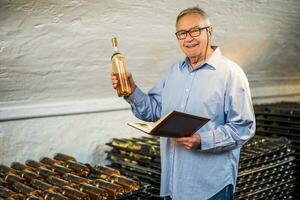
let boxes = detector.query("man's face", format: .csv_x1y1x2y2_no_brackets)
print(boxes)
176,13,210,59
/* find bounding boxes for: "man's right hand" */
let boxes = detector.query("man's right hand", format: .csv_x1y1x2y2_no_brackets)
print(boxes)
111,72,136,95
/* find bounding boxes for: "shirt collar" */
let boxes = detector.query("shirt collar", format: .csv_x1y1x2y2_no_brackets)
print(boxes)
206,46,222,69
181,46,222,71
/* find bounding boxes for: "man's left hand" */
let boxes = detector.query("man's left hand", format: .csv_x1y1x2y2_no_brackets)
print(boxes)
175,133,201,150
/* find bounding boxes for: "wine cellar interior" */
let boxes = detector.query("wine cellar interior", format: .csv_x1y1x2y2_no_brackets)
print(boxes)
0,1,299,200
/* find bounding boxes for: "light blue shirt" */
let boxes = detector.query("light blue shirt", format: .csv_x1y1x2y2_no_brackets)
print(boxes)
125,47,255,200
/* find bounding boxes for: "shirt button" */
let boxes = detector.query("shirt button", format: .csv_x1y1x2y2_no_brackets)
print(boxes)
186,88,189,92
181,105,184,108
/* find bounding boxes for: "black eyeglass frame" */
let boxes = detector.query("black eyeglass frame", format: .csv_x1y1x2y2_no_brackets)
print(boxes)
175,26,210,40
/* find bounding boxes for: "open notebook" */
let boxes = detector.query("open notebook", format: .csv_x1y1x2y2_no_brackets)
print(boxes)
127,111,209,138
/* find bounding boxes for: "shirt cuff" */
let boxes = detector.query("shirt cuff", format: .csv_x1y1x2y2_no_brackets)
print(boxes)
198,130,215,150
124,86,144,105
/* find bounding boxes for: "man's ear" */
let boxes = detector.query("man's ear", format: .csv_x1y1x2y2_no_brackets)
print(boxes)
208,27,213,39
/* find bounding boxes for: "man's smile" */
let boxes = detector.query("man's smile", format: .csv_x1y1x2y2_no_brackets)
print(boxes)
185,43,199,48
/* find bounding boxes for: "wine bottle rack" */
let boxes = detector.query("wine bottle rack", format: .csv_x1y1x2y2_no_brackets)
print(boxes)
106,135,295,199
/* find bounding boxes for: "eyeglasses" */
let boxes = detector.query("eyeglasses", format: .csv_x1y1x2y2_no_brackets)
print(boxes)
175,26,209,40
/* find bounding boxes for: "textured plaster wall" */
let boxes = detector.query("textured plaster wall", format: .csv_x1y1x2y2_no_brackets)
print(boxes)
0,0,299,164
0,109,141,165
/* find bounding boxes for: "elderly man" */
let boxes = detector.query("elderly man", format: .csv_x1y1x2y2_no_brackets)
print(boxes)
111,7,255,200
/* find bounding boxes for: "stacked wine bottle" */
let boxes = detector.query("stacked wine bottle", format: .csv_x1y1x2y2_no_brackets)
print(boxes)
236,136,295,199
106,137,161,197
106,135,295,199
254,102,300,199
0,153,158,200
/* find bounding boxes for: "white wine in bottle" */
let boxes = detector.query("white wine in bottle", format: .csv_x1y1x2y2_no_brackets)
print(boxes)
111,37,133,97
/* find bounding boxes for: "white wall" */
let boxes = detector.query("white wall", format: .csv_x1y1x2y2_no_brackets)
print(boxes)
0,0,299,165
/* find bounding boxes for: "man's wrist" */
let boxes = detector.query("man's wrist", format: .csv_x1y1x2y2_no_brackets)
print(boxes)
124,84,137,98
197,132,202,149
131,84,137,95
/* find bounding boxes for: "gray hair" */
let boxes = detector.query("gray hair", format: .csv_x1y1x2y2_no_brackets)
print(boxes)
176,7,211,27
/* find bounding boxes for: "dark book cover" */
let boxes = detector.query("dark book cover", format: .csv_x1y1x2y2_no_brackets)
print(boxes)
128,111,210,138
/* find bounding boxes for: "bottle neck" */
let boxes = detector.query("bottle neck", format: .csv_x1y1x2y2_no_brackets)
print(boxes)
113,46,119,52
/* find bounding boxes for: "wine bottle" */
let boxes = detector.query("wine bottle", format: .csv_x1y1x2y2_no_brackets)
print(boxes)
93,178,124,196
0,165,16,174
93,165,120,176
64,161,90,177
40,157,63,166
119,149,152,160
30,179,57,192
60,186,90,200
111,139,142,150
62,173,92,184
43,190,69,200
49,164,73,175
108,174,140,192
24,195,43,200
46,176,72,187
12,182,41,196
10,162,30,171
25,160,44,169
1,173,26,184
0,185,24,199
53,153,76,162
17,170,41,181
78,183,108,198
111,37,133,97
